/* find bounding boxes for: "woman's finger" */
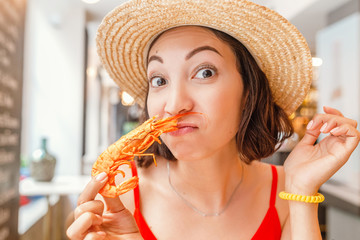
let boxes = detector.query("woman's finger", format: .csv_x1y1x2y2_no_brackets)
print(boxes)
330,123,360,139
103,195,126,213
77,172,108,206
66,212,103,240
323,106,344,117
299,124,360,189
74,200,104,220
322,106,358,128
84,231,106,240
313,125,359,176
307,113,357,132
301,112,359,146
299,118,321,146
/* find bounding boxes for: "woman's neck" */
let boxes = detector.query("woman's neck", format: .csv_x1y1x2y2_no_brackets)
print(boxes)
167,146,246,214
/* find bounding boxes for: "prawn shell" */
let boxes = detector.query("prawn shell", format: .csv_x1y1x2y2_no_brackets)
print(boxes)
92,112,201,197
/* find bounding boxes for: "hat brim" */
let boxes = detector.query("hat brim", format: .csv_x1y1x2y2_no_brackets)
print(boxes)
96,0,312,115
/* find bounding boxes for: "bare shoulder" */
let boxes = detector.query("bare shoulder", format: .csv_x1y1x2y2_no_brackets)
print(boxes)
266,163,289,227
273,164,285,190
119,157,168,212
247,160,281,180
249,161,285,191
249,161,289,227
136,157,169,194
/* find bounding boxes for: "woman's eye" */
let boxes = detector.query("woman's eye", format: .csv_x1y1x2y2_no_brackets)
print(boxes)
194,68,215,79
150,76,167,88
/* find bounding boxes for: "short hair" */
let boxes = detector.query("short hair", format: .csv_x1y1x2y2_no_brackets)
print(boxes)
137,27,293,168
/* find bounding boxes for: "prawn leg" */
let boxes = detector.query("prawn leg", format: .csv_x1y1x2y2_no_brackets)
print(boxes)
99,176,139,198
116,176,139,195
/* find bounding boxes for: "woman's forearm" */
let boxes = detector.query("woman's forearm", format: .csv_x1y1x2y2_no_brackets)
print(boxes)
285,182,322,240
288,200,322,240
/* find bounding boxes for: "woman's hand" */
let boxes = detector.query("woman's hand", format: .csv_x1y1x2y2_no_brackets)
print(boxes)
66,172,142,240
283,106,360,195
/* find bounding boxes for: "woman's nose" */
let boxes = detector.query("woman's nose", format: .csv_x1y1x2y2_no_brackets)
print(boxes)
164,83,193,116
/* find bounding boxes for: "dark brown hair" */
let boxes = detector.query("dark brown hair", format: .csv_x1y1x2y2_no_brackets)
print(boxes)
137,27,293,168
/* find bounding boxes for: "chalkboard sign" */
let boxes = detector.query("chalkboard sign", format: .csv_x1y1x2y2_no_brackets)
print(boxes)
0,0,27,239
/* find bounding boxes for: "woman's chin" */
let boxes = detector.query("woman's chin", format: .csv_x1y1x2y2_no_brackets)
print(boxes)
168,147,206,161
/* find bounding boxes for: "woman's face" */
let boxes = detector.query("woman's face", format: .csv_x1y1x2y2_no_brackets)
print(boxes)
146,26,244,160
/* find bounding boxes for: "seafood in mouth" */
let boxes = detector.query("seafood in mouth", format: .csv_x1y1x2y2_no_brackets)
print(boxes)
91,112,198,198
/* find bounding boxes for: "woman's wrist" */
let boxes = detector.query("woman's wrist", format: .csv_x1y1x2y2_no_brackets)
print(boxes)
284,177,320,196
285,186,319,196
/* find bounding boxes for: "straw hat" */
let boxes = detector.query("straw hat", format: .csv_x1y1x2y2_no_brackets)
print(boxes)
96,0,312,115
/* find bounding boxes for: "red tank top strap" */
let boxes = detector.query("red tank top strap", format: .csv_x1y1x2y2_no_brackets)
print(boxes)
269,165,278,206
131,160,140,209
131,161,158,240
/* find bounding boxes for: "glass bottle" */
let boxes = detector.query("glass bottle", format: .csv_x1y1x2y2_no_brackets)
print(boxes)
30,138,56,181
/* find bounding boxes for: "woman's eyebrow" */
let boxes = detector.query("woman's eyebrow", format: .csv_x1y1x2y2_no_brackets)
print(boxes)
185,46,222,60
148,55,163,65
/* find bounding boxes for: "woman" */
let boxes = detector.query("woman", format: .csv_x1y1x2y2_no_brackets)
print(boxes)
67,0,360,239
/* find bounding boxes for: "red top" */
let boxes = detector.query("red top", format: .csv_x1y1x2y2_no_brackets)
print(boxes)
131,162,281,240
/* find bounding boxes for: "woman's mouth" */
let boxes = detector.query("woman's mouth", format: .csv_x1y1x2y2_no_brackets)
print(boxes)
168,123,198,136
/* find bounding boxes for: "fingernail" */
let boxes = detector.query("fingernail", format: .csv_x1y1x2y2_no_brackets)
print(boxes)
95,172,107,181
320,123,327,132
307,120,313,130
97,231,106,236
330,127,340,134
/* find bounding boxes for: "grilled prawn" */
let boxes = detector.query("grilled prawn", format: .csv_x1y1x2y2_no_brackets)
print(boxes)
91,112,196,198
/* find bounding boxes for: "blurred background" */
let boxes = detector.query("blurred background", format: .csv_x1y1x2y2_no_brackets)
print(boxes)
0,0,359,239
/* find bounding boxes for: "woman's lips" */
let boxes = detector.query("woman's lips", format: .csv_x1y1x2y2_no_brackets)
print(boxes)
168,123,198,136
